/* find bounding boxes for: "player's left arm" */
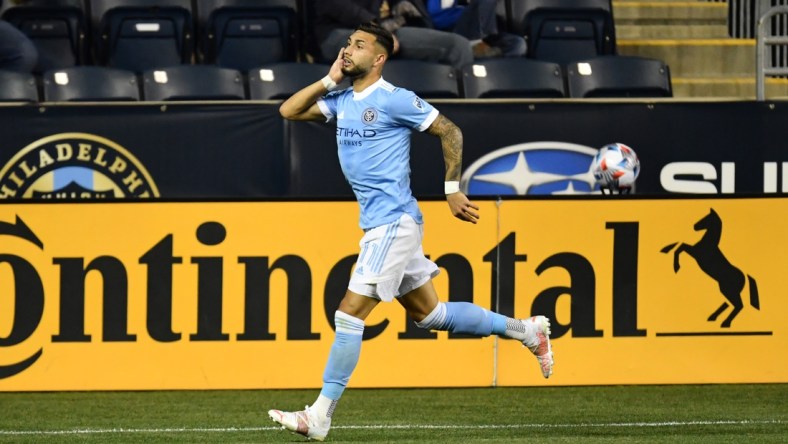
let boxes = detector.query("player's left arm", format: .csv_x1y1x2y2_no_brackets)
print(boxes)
426,114,480,224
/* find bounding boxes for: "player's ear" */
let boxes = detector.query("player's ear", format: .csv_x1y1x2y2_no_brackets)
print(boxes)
373,52,386,67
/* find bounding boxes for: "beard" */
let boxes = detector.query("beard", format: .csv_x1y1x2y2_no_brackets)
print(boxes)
341,64,366,78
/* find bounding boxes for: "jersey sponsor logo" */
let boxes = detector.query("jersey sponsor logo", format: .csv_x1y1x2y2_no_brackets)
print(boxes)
0,133,159,199
461,142,602,195
362,107,378,125
336,127,377,138
337,126,377,148
412,97,424,110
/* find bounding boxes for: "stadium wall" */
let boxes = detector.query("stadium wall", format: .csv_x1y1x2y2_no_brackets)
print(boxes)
1,101,788,199
1,101,786,390
0,198,785,390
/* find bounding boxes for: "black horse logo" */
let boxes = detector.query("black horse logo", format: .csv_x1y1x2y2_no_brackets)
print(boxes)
661,208,760,328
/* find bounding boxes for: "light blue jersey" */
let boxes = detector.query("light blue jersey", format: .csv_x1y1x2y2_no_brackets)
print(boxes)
317,77,439,230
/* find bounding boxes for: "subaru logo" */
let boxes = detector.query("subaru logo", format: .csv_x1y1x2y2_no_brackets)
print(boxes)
461,142,600,195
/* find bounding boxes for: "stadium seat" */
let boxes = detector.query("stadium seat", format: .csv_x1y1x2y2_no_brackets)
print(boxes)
195,0,299,70
461,58,566,98
566,55,672,98
42,66,140,101
0,0,88,72
382,60,460,98
248,62,334,100
141,65,245,100
90,0,194,72
507,0,616,64
0,70,39,102
299,0,320,60
496,0,506,23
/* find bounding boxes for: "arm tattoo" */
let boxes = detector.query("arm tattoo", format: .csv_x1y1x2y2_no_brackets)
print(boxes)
427,114,463,181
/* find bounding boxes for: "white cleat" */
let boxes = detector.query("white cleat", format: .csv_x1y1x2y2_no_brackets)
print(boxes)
268,406,330,441
522,316,554,378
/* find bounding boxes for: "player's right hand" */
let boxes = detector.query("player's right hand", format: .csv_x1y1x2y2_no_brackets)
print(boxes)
328,48,345,85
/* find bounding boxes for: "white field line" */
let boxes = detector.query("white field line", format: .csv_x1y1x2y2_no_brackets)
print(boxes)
0,420,783,436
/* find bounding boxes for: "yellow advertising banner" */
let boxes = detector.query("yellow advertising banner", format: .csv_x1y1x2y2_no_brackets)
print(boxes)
0,198,785,391
494,198,786,385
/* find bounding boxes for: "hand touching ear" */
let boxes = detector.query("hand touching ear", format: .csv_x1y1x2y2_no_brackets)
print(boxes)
328,48,346,84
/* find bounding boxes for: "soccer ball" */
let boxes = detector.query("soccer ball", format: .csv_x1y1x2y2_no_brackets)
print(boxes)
592,143,640,191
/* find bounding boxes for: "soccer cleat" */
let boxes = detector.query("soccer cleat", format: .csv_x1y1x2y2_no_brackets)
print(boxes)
522,316,554,378
268,405,330,441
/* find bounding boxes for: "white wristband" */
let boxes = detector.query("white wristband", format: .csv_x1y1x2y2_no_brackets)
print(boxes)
321,75,337,91
444,181,460,194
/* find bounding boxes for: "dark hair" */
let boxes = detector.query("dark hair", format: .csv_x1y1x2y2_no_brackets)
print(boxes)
355,22,394,57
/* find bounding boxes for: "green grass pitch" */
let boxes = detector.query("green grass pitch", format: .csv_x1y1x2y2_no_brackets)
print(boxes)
0,384,785,443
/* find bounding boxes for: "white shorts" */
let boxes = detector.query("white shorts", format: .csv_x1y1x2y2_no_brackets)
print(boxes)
348,214,439,302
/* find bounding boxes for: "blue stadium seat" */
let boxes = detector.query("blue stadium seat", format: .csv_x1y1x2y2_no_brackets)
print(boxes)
496,0,506,22
248,62,334,100
0,70,39,102
507,0,616,64
195,0,299,70
141,65,245,100
43,66,140,101
299,0,320,60
566,55,672,98
91,0,194,72
461,58,565,98
0,0,88,72
382,60,460,98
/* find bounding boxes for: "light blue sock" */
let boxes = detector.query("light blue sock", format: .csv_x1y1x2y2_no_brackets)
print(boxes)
320,311,364,400
416,301,509,337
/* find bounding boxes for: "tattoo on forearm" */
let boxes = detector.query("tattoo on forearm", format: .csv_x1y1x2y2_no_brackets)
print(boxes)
428,115,463,181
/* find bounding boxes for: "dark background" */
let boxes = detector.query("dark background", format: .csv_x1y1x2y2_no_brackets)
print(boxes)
1,101,785,198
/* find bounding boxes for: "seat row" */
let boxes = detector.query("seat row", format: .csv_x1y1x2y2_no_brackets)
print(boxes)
381,56,671,99
1,0,617,73
0,55,672,102
1,0,302,73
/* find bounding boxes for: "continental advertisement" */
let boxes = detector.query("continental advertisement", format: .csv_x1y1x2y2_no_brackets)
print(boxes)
0,198,785,391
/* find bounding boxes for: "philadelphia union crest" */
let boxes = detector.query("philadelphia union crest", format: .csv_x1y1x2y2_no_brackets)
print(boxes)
0,133,159,199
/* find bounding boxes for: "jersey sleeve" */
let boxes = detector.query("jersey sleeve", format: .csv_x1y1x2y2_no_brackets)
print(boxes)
388,89,439,132
316,90,341,122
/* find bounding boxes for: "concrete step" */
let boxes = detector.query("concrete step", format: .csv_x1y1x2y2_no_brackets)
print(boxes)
613,0,728,24
613,0,717,2
616,24,729,38
671,77,788,99
609,1,776,98
617,39,768,98
613,1,728,38
616,39,755,77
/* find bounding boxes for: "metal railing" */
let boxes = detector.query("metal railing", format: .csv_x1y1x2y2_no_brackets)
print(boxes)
729,0,754,38
729,0,788,38
756,5,788,99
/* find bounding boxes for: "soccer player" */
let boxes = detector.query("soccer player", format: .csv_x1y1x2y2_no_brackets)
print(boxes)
269,22,554,442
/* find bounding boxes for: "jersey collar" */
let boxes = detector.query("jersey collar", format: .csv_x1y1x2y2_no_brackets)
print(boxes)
352,76,385,101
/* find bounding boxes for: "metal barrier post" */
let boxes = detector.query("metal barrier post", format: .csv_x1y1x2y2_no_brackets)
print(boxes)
756,5,788,100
